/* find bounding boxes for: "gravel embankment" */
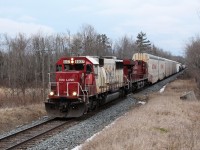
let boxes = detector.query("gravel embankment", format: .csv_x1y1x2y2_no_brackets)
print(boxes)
28,72,183,150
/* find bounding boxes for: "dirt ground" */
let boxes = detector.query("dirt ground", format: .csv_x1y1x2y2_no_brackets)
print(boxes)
80,78,200,150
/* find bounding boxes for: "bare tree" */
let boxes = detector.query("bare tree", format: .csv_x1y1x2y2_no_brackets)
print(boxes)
70,33,83,55
70,24,113,56
79,24,98,55
114,35,136,59
185,36,200,87
0,50,4,83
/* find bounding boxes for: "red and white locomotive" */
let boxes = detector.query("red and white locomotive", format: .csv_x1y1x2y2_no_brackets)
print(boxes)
45,53,181,118
45,56,129,118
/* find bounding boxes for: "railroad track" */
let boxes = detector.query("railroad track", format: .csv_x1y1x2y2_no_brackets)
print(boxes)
0,118,78,150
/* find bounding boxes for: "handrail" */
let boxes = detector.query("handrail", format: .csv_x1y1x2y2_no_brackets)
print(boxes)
49,80,90,102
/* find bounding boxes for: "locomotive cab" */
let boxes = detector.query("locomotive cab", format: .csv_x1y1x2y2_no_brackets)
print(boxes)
133,60,147,79
45,56,97,118
123,59,148,91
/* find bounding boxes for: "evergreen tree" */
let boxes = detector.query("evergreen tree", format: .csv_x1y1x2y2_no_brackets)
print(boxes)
136,31,151,53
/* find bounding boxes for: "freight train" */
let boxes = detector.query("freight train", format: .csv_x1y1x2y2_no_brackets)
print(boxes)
45,53,182,118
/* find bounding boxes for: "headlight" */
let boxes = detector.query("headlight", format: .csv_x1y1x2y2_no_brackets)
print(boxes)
72,91,77,96
50,91,54,96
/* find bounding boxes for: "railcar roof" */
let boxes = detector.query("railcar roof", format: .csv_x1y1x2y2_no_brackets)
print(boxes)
85,56,99,65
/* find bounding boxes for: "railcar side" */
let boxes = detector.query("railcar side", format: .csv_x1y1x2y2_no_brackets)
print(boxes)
132,53,181,84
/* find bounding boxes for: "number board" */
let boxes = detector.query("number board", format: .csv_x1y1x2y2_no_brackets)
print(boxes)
63,59,85,64
63,60,70,64
75,60,85,64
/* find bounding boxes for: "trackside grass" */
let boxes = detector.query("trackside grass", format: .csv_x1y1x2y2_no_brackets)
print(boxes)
0,88,46,133
80,79,200,150
0,104,46,133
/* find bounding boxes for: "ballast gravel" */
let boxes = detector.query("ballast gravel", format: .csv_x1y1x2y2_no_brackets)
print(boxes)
29,95,137,150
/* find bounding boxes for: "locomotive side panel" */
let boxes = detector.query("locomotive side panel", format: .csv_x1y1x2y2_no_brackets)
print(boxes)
104,58,116,84
91,56,124,94
96,66,107,93
101,57,124,86
115,60,124,85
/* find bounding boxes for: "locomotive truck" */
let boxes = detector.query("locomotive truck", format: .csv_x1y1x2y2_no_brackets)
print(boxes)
45,53,181,118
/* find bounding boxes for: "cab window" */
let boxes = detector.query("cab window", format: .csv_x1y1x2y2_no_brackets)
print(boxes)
64,64,84,71
56,65,62,71
86,64,92,74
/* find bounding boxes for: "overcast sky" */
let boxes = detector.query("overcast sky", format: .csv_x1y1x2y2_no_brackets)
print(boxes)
0,0,200,56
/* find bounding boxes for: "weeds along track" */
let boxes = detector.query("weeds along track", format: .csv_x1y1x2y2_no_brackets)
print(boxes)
0,118,78,150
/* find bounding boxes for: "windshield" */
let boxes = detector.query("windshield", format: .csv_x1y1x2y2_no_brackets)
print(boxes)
64,64,84,71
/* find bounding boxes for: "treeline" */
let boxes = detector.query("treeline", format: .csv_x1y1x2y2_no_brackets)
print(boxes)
0,24,184,101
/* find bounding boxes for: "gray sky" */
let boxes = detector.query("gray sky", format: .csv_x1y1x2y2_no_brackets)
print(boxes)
0,0,200,56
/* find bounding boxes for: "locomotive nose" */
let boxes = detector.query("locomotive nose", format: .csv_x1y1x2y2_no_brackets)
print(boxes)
45,101,86,118
65,72,83,97
55,72,83,97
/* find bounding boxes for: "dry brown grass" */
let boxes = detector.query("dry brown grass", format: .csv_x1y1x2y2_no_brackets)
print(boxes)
81,79,200,150
0,87,47,134
0,104,46,134
0,88,44,107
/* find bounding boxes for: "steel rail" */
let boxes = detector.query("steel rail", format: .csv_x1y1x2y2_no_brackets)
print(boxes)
0,118,74,150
